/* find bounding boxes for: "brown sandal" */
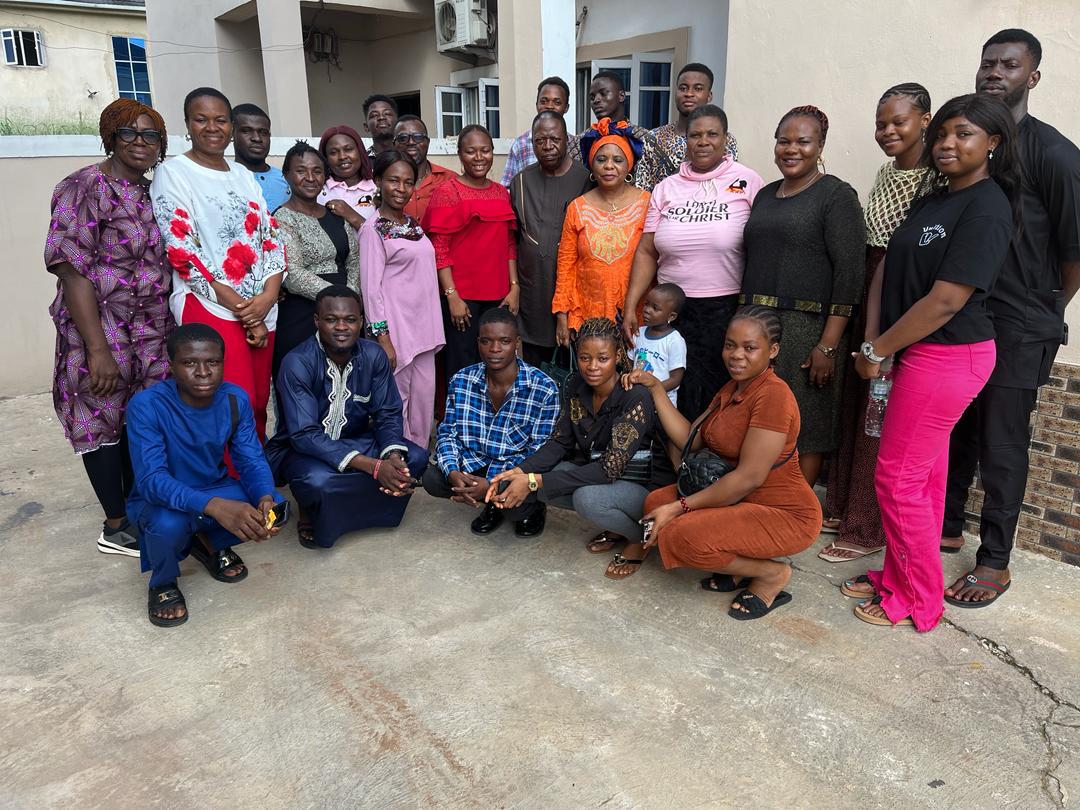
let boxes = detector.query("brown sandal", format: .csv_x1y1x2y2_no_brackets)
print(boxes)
586,531,626,554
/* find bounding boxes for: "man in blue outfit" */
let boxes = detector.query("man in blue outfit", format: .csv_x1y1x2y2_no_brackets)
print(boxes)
232,103,290,211
126,324,281,628
266,285,427,549
422,307,560,537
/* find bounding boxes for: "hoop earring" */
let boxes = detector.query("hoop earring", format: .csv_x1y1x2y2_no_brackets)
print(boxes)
589,172,595,182
816,156,826,174
625,172,634,184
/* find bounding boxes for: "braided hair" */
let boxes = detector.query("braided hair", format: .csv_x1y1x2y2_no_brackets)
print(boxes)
575,317,630,374
878,82,931,114
729,305,782,364
99,98,167,163
775,105,830,144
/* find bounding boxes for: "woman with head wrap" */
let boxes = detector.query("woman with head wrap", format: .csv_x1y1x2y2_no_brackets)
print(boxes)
317,124,378,230
552,118,650,347
45,98,173,557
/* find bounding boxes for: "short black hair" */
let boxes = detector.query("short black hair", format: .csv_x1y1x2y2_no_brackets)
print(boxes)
167,323,225,360
536,76,570,101
315,284,362,309
688,103,728,134
457,124,492,151
678,62,714,88
983,28,1042,68
183,87,231,121
478,306,519,334
232,103,270,123
395,114,426,132
363,94,399,116
372,148,418,181
652,283,686,313
593,70,625,93
282,139,326,175
532,109,567,135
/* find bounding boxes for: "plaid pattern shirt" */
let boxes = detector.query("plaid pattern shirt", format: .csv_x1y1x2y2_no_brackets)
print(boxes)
501,129,536,186
435,361,561,477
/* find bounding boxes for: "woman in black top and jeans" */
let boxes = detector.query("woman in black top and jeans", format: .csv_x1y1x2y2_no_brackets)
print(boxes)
847,94,1020,631
489,318,672,564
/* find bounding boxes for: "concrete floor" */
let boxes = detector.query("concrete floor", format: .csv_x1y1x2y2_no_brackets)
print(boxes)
1,391,1079,809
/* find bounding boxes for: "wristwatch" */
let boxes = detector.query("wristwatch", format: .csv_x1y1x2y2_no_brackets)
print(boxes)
815,344,838,359
527,473,538,492
860,341,886,364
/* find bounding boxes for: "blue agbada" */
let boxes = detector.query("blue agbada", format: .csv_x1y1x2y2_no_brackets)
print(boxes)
266,335,428,547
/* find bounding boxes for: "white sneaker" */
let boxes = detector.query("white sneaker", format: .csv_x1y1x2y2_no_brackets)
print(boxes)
97,523,140,557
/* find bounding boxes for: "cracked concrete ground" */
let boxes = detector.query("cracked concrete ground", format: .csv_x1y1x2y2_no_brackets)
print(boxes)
1,391,1079,809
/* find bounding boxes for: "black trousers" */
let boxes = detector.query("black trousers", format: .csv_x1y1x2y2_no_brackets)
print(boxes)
421,465,533,521
442,298,503,381
943,383,1039,570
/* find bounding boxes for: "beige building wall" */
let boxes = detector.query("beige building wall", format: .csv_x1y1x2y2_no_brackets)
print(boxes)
0,4,147,131
724,0,1080,363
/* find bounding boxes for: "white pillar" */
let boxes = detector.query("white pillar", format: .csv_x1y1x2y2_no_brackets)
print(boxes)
255,0,312,135
539,0,577,133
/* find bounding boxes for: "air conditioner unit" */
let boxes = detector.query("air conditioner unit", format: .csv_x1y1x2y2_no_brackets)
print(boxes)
435,0,490,53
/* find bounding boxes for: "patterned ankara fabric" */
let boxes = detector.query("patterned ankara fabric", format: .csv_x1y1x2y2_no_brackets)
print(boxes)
636,124,739,191
45,164,173,454
864,162,929,248
435,360,560,479
553,190,650,331
501,129,583,186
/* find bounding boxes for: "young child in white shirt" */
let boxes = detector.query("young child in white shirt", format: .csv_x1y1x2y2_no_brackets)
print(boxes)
633,283,687,406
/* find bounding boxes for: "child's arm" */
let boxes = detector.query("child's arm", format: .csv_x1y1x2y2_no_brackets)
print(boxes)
661,368,685,392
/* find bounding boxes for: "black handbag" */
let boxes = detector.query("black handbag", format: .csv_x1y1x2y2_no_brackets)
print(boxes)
540,345,576,396
676,399,795,497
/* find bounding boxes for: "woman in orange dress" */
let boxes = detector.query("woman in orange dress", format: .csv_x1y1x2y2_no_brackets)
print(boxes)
619,305,822,620
553,119,649,346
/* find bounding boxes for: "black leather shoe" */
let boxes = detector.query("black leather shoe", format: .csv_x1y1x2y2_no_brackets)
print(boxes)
471,503,504,536
514,502,547,538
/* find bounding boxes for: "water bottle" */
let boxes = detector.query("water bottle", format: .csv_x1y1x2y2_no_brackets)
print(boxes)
864,358,894,438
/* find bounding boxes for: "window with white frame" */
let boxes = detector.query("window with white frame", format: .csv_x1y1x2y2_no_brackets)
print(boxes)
434,79,500,139
576,51,674,130
2,29,44,67
112,36,151,105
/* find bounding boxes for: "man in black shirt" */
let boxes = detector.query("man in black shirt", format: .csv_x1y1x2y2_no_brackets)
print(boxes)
943,29,1080,605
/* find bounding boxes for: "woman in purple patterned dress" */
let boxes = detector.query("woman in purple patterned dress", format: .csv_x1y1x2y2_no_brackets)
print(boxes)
45,99,173,557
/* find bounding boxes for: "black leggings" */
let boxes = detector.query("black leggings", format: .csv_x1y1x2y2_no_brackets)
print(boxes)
81,430,134,520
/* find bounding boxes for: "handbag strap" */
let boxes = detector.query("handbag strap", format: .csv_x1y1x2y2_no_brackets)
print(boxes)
679,395,798,472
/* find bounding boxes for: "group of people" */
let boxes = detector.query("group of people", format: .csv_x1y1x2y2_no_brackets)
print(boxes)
44,29,1079,632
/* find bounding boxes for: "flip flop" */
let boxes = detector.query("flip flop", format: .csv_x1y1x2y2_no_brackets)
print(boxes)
728,589,792,621
853,596,913,626
297,523,319,550
820,518,841,535
817,542,884,563
939,536,964,554
148,583,188,628
586,531,624,554
700,573,746,593
604,547,649,580
840,574,876,599
944,572,1011,608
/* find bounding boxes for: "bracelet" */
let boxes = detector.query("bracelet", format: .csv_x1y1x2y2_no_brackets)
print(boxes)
372,459,382,480
369,320,389,337
509,280,518,286
679,496,693,513
443,287,457,297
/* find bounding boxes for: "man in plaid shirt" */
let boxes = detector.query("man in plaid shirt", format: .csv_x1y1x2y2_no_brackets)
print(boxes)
501,76,577,186
423,308,561,537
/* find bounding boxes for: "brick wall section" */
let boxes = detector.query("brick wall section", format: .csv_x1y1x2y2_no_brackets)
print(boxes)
963,362,1080,567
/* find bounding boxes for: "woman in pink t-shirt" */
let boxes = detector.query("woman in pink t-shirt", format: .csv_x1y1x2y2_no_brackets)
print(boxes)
623,105,763,419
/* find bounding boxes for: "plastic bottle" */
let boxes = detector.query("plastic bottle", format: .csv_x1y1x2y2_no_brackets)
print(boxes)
864,357,894,438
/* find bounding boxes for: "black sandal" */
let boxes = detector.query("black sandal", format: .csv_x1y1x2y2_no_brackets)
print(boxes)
190,541,248,583
728,589,793,621
148,583,188,627
297,523,319,550
700,573,746,593
586,531,624,554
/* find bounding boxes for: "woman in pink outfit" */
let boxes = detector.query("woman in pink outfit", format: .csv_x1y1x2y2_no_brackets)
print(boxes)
849,93,1020,631
358,150,445,446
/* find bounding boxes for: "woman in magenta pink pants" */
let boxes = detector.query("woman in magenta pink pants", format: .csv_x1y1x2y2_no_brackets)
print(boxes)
849,93,1020,631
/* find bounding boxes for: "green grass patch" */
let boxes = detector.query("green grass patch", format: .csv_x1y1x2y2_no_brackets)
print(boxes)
0,113,98,135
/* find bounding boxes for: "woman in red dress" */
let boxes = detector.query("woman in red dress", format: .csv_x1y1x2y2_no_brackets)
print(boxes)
422,125,519,379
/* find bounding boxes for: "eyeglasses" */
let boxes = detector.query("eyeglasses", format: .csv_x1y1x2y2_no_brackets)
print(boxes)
117,127,163,145
393,133,429,145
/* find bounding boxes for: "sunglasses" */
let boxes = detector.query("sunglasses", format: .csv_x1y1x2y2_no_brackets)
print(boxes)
393,133,429,145
117,127,163,145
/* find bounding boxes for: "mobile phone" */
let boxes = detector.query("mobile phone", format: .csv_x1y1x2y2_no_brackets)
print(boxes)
266,499,291,529
640,517,655,543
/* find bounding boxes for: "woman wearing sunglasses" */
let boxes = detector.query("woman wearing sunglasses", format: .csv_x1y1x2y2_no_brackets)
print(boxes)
44,98,173,558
